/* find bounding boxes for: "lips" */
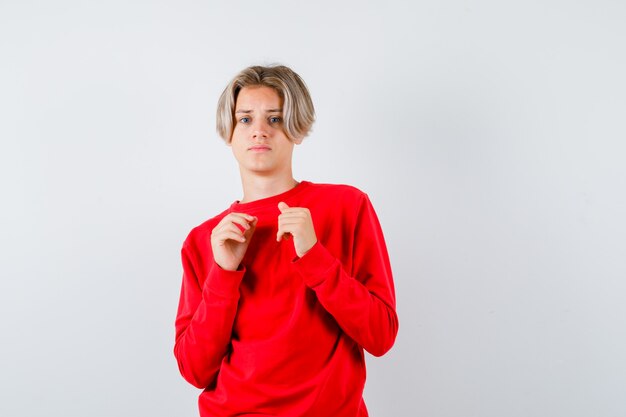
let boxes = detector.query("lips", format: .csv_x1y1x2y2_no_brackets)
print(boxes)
249,145,271,152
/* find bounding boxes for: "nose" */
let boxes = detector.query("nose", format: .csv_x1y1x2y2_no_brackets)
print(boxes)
251,119,269,140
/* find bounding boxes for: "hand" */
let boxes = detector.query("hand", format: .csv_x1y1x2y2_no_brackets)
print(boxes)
277,202,317,258
211,213,257,271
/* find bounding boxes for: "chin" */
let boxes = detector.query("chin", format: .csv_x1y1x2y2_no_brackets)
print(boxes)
246,165,275,174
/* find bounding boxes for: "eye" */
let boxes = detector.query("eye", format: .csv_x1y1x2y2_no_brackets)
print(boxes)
269,116,282,124
239,117,250,124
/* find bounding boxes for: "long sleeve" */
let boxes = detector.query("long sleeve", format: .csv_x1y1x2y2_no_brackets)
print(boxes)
174,242,245,389
292,193,398,357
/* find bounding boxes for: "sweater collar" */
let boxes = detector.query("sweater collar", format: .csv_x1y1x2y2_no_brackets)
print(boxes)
229,180,311,213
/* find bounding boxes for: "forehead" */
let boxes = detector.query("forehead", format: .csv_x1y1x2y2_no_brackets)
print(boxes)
235,86,282,110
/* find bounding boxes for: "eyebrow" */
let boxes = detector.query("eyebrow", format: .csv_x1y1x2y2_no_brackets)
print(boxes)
235,108,283,114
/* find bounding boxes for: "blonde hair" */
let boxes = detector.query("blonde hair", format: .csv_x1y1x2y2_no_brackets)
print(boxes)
216,65,315,143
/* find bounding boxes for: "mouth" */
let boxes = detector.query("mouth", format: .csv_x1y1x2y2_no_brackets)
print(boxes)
249,146,271,152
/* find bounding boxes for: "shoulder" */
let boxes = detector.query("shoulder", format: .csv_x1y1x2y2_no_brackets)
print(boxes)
299,181,374,224
304,181,368,204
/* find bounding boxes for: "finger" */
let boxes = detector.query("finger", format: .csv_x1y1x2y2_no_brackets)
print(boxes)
224,213,256,232
243,217,258,238
225,212,255,223
277,214,308,229
276,223,294,241
278,219,307,228
276,231,292,241
231,212,256,220
278,212,308,222
277,201,290,213
215,222,248,239
278,208,305,215
277,210,310,220
216,230,247,244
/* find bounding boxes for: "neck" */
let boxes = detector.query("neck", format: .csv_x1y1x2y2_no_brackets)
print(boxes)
239,172,299,203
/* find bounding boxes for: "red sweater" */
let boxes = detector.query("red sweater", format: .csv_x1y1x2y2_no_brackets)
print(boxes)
174,181,398,417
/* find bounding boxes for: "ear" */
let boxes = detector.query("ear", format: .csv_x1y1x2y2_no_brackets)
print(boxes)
292,136,304,145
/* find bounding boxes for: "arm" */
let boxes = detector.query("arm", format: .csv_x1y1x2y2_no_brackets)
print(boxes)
173,243,245,389
292,194,398,357
174,213,256,388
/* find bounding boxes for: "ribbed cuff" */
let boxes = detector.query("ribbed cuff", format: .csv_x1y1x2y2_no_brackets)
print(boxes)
292,241,338,287
204,262,246,297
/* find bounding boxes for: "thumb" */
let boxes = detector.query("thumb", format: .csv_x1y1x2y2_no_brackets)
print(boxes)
278,201,290,212
244,217,258,238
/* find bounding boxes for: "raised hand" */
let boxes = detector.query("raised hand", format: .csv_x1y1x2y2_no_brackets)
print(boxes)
277,202,317,258
211,213,257,271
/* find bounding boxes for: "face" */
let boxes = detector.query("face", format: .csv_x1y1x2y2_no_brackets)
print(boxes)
230,86,299,178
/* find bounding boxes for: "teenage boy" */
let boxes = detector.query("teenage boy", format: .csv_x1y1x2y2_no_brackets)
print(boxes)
174,65,398,417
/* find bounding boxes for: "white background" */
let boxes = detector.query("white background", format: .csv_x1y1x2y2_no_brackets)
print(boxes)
1,1,625,416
